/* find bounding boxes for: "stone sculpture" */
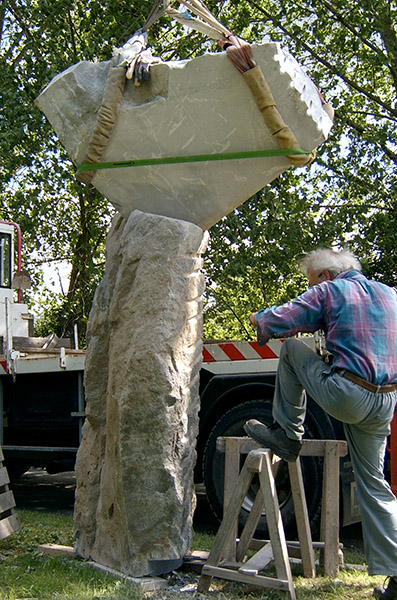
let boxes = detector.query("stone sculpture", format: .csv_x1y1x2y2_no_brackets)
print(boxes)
36,42,333,230
73,210,208,576
36,34,333,579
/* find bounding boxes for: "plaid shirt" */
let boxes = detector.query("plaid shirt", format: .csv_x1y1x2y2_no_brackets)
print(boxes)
255,270,397,386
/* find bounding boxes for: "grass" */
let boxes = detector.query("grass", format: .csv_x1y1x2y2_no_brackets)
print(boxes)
0,509,387,600
0,510,142,600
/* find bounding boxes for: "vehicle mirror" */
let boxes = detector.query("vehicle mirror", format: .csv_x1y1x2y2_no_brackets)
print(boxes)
11,270,32,290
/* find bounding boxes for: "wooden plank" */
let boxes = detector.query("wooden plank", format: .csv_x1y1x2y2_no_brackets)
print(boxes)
250,539,339,551
236,455,281,563
38,544,76,557
223,437,240,561
197,452,260,592
0,513,20,540
217,437,348,457
238,541,273,574
0,490,16,513
0,466,10,487
288,459,316,578
236,488,264,562
258,451,296,600
320,441,341,576
85,562,168,592
202,564,290,592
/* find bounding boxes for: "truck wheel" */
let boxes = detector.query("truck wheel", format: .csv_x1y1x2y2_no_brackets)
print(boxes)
202,399,323,539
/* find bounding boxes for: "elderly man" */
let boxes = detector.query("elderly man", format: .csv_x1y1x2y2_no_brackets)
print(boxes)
244,248,397,599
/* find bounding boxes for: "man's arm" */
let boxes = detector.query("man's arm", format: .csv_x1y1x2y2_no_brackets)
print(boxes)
250,287,326,346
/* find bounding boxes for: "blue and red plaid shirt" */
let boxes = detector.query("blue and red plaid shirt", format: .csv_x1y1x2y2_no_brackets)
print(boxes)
255,270,397,386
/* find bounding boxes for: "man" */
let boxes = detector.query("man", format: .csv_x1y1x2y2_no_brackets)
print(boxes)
244,247,397,598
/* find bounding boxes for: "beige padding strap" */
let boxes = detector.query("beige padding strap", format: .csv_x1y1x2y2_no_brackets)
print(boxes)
76,65,127,184
243,66,316,168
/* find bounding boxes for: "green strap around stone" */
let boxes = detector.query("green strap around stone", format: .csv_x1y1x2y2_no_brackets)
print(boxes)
76,148,311,173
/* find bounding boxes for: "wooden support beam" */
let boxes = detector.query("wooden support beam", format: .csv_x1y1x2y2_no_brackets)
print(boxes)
216,437,348,458
0,443,20,540
198,448,300,599
216,437,347,577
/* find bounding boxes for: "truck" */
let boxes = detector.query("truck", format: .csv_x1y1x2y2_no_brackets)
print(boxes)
0,220,363,538
0,221,85,478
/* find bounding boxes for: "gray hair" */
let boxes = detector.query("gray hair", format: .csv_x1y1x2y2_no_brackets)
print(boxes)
299,248,361,279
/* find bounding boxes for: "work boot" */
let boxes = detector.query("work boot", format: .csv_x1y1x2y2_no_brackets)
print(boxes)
244,419,302,462
373,577,397,599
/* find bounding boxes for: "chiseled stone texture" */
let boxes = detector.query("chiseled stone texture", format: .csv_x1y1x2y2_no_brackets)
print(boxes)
36,43,333,230
74,210,208,577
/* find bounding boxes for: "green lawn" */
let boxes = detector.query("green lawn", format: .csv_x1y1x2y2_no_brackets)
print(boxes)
0,509,386,599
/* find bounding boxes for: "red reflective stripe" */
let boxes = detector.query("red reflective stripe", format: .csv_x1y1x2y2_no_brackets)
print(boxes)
248,341,279,359
202,347,216,362
0,360,7,373
218,343,246,360
203,341,283,362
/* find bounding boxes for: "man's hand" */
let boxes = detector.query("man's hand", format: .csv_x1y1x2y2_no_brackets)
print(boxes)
249,312,258,327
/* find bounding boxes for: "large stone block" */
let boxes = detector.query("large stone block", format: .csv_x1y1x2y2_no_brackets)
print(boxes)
36,43,332,229
74,210,208,577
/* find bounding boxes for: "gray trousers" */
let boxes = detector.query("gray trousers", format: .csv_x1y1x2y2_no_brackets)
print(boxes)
273,338,397,575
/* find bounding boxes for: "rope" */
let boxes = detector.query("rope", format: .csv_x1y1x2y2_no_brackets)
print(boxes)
75,0,322,183
76,148,312,174
140,1,317,168
76,65,127,184
142,0,169,32
242,67,316,167
143,0,232,41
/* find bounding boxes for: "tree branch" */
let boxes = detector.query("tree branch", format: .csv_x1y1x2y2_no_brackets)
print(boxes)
314,153,394,194
341,115,397,163
248,0,397,118
6,1,36,44
67,9,77,58
0,2,5,48
207,287,254,339
376,0,397,89
5,0,43,64
320,0,394,71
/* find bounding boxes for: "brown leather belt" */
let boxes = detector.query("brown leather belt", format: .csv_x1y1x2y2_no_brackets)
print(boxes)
335,368,397,394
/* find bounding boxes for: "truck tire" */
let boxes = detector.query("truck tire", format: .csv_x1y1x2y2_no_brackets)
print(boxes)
202,399,323,539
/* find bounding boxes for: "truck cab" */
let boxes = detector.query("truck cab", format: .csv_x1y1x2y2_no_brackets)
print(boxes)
0,222,33,340
0,221,85,477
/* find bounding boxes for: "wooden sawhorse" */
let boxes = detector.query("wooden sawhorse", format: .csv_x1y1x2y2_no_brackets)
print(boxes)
198,448,312,598
218,437,348,577
198,438,347,598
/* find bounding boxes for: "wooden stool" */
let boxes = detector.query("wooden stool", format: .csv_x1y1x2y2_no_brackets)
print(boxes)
198,448,315,599
0,445,20,540
218,437,347,576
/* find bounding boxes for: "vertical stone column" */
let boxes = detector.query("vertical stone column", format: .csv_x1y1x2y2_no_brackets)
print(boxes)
74,209,208,577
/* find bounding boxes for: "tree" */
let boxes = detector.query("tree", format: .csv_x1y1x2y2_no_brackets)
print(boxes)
1,1,395,342
196,0,396,338
0,0,157,341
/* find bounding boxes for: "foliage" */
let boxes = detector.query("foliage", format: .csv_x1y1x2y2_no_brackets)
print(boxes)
198,0,397,338
1,1,396,341
203,181,312,340
0,1,162,341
